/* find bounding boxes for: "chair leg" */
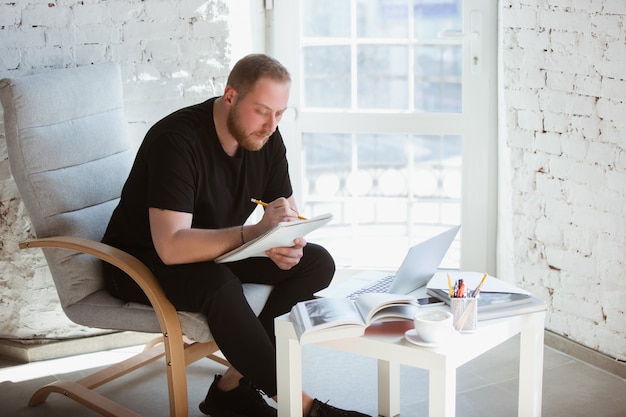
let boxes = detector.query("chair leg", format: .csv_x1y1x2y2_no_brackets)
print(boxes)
144,335,165,351
180,336,231,368
207,351,231,368
144,336,227,371
162,332,190,417
29,380,142,417
28,338,225,417
79,342,167,389
28,342,175,416
183,340,219,365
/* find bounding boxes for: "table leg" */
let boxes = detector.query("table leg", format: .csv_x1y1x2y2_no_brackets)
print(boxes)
377,359,400,417
429,362,456,417
518,313,545,417
276,322,303,417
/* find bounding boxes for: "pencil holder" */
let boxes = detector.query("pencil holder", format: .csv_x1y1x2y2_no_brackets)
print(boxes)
451,297,478,332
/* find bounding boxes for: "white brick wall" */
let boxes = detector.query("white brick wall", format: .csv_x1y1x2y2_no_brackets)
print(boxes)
501,0,625,360
1,0,624,362
0,0,233,340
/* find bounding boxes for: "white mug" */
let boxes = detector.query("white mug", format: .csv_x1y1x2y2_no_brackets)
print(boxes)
413,309,454,344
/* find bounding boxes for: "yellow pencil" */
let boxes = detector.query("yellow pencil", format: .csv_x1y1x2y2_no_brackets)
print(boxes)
251,198,307,220
447,274,454,297
472,273,488,297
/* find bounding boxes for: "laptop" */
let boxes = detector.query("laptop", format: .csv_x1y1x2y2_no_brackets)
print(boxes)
315,225,461,301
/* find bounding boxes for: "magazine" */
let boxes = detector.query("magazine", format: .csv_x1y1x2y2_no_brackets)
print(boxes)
426,288,533,311
426,271,536,320
289,293,419,344
216,213,332,263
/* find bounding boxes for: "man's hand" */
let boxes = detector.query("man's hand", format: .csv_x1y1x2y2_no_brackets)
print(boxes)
257,197,302,229
265,237,306,270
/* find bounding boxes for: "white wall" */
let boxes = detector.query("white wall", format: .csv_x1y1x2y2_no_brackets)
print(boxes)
498,0,626,361
0,0,235,339
0,0,624,362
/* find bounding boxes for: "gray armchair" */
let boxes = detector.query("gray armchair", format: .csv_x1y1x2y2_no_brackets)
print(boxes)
0,62,272,417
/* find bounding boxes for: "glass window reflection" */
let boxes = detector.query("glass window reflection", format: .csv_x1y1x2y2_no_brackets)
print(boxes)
303,46,351,108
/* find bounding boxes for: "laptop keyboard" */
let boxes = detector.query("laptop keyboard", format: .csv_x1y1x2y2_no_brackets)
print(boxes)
346,274,395,300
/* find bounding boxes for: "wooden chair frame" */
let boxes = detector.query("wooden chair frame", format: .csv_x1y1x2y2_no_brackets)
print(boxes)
21,236,228,417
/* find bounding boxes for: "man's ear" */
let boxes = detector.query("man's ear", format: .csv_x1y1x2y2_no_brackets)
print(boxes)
223,86,237,106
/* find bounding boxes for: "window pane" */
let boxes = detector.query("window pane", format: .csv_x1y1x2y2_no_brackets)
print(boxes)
303,133,352,199
358,45,408,109
274,0,497,273
358,133,407,169
412,135,461,199
414,45,462,112
301,132,461,269
357,0,409,38
303,0,351,37
303,46,351,108
414,0,463,39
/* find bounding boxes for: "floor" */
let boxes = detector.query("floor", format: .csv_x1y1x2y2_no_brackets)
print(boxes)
0,334,625,417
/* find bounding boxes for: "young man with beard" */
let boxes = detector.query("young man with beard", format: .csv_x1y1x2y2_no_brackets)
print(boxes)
102,54,369,417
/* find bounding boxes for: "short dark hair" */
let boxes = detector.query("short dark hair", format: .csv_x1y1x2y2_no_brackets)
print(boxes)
227,54,291,99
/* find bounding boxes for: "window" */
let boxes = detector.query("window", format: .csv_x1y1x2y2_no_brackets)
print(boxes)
270,0,497,272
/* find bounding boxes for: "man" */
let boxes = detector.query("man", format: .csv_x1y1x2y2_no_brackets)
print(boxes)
102,54,369,417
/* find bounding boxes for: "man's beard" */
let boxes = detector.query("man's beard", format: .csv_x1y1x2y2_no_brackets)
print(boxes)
226,102,272,151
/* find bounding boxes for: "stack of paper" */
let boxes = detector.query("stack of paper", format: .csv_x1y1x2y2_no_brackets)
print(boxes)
426,271,545,321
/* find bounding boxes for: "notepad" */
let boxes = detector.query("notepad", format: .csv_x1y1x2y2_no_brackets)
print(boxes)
215,213,333,263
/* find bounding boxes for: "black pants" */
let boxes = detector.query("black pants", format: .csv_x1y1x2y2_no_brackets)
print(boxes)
104,243,335,397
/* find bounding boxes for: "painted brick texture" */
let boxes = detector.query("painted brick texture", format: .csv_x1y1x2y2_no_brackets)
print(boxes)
0,1,624,363
502,0,625,360
0,0,231,340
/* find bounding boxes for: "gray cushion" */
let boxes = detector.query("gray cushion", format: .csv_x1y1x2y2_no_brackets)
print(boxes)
0,62,272,343
1,63,134,308
67,284,273,342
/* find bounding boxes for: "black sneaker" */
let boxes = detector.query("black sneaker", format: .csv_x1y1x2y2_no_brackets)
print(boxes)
199,374,277,417
307,399,370,417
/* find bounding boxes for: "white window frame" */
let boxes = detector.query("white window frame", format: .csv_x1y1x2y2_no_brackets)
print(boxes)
267,0,498,274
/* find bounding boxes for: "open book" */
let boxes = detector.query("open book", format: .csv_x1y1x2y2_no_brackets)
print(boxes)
289,293,418,344
216,213,333,263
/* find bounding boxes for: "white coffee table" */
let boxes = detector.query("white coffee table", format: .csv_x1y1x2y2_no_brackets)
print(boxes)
275,309,545,417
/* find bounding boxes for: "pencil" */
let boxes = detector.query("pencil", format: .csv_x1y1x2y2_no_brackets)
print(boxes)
251,198,307,220
447,274,454,297
471,273,488,297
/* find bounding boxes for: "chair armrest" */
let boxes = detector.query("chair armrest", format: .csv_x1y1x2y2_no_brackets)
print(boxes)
20,236,183,339
21,236,193,414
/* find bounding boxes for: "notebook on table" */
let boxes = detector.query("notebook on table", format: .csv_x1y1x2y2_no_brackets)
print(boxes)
315,225,461,301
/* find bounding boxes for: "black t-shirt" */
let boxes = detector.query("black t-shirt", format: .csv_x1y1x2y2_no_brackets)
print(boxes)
102,98,293,262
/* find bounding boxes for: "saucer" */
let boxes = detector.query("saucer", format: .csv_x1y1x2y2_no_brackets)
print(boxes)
404,329,446,347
